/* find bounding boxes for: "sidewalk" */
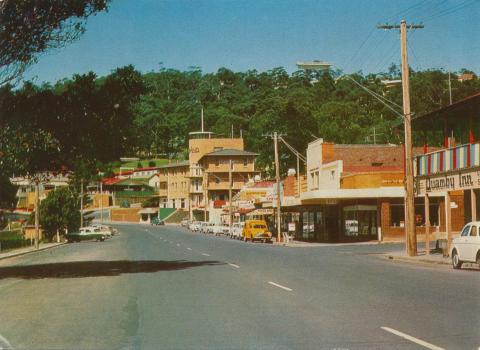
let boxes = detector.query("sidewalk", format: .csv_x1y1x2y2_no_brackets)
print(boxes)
282,240,383,247
0,242,65,261
382,250,451,266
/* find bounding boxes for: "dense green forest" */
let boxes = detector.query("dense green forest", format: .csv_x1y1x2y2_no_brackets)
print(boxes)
1,65,479,178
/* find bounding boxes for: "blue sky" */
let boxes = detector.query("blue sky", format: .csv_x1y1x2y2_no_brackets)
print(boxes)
25,0,480,83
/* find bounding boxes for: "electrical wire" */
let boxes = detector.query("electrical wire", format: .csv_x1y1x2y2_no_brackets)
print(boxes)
418,0,478,22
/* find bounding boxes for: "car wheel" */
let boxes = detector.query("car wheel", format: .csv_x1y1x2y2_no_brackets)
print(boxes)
452,249,463,269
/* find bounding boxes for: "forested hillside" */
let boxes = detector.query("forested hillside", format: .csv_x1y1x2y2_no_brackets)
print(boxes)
1,65,479,177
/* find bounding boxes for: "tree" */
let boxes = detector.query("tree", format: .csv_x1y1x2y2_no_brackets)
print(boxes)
39,187,80,240
0,174,16,208
0,0,109,86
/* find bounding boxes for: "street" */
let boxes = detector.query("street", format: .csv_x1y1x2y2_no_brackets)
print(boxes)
0,224,478,350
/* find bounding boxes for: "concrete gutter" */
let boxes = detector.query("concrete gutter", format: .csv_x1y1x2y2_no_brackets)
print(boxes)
0,242,65,261
382,251,451,266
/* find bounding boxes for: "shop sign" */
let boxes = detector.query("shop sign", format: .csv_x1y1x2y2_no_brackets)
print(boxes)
345,220,359,236
416,168,480,195
288,223,296,232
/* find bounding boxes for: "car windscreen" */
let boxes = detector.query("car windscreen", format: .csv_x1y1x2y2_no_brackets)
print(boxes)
253,225,266,229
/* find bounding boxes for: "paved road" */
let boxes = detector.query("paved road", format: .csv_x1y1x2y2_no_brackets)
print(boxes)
0,224,478,350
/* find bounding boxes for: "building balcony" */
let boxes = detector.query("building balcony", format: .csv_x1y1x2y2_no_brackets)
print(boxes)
415,142,480,176
190,187,203,194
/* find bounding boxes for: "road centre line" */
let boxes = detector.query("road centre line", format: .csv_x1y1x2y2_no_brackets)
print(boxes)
187,248,192,251
176,244,180,247
201,253,210,257
381,327,445,350
228,263,240,268
267,281,293,292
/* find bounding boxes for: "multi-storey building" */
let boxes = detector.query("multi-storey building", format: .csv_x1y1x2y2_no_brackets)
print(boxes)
149,130,259,222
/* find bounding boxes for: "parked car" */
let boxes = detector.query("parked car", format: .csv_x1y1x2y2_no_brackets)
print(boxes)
451,221,480,269
212,224,225,236
221,224,231,236
181,219,190,227
242,220,272,243
66,226,107,243
151,218,165,226
91,224,117,237
231,222,244,239
189,221,201,232
201,222,215,234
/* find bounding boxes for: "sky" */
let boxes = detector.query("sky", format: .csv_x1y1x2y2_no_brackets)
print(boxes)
24,0,480,84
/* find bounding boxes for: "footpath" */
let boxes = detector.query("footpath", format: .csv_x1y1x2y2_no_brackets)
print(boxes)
382,250,451,266
0,242,65,261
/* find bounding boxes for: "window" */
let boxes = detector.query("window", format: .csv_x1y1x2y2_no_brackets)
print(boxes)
181,199,185,209
470,225,477,237
390,204,404,227
215,159,219,167
215,177,220,184
461,225,471,236
243,158,248,166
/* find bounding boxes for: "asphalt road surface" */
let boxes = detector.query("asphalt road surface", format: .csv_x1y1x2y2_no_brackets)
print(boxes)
0,224,478,350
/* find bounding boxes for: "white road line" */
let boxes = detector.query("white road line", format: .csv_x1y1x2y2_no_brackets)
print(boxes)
187,248,192,251
267,281,292,292
381,327,445,350
201,253,210,257
228,263,240,268
176,243,180,247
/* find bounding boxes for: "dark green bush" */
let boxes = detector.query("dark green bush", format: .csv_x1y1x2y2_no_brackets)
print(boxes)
141,197,159,208
0,231,30,251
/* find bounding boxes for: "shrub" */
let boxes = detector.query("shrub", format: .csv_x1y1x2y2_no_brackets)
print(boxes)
120,200,130,208
141,197,159,208
0,231,30,251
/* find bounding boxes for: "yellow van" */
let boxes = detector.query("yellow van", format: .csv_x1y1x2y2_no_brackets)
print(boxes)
242,220,272,243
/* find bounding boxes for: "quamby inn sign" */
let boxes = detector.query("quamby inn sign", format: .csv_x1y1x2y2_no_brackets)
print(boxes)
416,167,480,195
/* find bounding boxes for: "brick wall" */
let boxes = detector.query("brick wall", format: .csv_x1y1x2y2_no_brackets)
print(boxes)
381,191,466,242
111,208,140,222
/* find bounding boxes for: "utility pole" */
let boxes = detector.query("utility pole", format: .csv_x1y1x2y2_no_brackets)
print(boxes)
100,180,103,224
378,20,423,257
273,132,282,243
296,154,300,197
34,181,40,249
228,159,233,233
448,71,452,105
203,172,207,222
80,179,84,228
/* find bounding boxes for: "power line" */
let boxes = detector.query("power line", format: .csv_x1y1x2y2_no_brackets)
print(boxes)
383,0,432,22
419,0,478,22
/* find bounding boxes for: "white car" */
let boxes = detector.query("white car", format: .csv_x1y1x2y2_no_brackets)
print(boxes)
451,221,480,269
91,224,116,237
189,221,201,231
201,222,215,234
212,224,224,236
181,219,190,227
231,222,244,239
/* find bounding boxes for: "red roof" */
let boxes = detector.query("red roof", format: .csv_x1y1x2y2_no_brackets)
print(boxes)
102,178,122,185
113,170,133,176
134,166,162,172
